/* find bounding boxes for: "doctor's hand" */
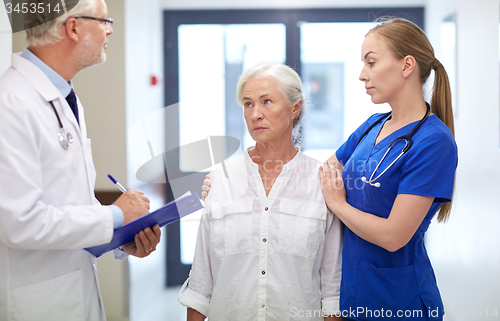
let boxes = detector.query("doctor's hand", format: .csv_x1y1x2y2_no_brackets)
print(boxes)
201,172,212,200
318,161,346,213
122,224,161,258
113,190,150,225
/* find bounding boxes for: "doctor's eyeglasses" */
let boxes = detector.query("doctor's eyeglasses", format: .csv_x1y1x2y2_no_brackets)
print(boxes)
73,16,114,26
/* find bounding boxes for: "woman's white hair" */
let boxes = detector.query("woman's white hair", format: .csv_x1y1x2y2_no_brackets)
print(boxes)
25,0,98,47
236,63,306,145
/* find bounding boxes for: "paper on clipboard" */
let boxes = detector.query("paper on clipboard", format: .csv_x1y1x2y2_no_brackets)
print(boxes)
85,191,203,257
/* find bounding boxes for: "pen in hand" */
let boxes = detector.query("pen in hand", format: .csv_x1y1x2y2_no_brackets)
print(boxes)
108,174,127,193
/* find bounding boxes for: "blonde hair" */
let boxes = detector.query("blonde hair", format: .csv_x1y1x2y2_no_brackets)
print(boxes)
25,0,98,47
236,63,306,145
368,18,455,222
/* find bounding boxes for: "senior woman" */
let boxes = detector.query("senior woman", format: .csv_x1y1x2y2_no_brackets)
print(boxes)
178,63,344,321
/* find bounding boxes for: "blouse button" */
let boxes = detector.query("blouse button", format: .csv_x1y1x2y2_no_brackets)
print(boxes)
262,238,267,243
262,271,266,275
264,207,268,211
261,304,265,308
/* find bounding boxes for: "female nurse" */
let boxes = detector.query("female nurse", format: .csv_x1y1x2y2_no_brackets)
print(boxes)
318,18,457,321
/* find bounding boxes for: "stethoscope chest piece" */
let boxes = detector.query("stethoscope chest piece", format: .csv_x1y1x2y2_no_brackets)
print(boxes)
58,129,74,149
50,101,74,150
361,176,381,187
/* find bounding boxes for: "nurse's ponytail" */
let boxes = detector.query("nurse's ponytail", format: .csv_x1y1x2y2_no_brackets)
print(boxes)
368,18,455,222
431,59,455,137
431,59,455,222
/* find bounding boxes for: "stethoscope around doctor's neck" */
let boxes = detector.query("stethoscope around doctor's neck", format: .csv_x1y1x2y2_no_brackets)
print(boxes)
49,101,74,149
356,103,431,188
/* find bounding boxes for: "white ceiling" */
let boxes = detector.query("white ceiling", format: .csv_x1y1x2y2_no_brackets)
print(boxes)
159,0,426,10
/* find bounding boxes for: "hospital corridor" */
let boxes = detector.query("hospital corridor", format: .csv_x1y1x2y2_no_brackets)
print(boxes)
0,0,499,320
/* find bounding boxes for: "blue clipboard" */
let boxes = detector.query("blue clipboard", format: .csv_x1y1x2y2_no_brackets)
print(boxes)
85,192,203,257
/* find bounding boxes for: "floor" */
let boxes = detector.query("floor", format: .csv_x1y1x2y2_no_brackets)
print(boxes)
129,227,188,321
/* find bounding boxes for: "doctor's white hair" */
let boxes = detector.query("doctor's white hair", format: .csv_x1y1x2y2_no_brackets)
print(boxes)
236,63,306,146
25,0,98,47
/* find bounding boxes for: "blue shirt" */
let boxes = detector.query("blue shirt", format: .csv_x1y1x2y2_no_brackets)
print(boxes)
336,112,457,320
20,48,124,229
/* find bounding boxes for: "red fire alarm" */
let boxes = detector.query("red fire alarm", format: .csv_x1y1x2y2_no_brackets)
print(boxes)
150,75,159,86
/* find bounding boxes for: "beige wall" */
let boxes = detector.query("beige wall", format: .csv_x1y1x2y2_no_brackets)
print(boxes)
74,0,127,191
88,2,129,319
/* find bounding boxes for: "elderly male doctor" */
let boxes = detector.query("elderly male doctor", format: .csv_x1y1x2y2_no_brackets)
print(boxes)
0,0,161,320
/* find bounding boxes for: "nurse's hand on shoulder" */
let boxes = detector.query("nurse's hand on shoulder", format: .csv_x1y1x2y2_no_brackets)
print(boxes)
201,172,212,200
318,161,346,213
114,190,150,225
122,224,161,258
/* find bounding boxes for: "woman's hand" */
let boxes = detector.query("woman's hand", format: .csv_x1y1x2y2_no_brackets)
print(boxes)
320,161,434,252
113,190,150,225
201,172,212,200
318,161,347,213
122,224,161,257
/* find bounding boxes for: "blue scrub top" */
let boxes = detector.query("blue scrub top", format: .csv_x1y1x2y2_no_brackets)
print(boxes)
336,112,457,321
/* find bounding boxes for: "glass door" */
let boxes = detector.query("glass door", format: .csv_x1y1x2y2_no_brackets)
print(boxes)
177,23,286,265
163,8,424,285
300,22,388,162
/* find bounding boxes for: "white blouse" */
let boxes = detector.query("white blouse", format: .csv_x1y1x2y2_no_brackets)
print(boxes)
178,148,343,321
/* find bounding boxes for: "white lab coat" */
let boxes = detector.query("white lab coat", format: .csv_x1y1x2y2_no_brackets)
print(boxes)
0,53,124,321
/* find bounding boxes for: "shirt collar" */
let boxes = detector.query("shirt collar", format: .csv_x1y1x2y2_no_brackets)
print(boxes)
20,47,73,98
245,146,303,172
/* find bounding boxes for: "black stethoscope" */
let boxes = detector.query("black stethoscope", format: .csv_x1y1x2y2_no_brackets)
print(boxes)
356,103,431,188
49,101,74,149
